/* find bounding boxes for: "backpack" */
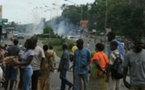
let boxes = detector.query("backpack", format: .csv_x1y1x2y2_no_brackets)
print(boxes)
111,52,123,79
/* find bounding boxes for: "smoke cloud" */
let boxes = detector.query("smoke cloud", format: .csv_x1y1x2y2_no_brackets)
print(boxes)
48,17,79,36
20,10,45,36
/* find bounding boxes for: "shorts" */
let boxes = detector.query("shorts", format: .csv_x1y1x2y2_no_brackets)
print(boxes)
5,65,18,81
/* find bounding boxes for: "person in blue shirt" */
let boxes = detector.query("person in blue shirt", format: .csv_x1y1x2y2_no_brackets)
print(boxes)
107,31,125,59
58,43,73,90
73,39,91,90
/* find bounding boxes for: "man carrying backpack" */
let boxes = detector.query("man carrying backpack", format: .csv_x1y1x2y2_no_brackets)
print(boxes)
108,41,123,90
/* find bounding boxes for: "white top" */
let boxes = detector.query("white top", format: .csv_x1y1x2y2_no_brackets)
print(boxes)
21,49,35,68
109,49,123,65
31,46,45,71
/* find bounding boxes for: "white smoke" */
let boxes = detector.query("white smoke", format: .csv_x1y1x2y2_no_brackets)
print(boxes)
32,19,44,35
24,10,45,36
48,17,79,36
57,20,67,35
21,13,79,37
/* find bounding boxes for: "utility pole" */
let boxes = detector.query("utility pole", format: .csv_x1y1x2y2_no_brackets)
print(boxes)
105,0,108,31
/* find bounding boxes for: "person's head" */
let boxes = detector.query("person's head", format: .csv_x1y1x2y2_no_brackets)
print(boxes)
30,35,38,46
95,43,104,51
13,39,19,45
62,43,68,50
133,40,143,53
49,45,53,50
76,39,84,50
110,41,118,51
24,39,36,50
5,44,7,47
107,31,116,42
43,45,48,51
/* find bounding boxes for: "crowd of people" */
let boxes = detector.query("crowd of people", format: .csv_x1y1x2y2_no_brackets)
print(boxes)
0,31,144,90
0,36,56,90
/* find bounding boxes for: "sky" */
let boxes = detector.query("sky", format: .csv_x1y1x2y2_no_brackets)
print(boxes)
0,0,95,24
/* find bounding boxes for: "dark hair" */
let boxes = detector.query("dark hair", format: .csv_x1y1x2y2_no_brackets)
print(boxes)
110,41,118,48
43,45,48,51
63,43,68,50
13,39,18,45
30,36,38,46
96,43,104,51
49,45,53,49
5,44,7,47
133,40,143,53
76,39,84,45
108,32,116,41
24,39,36,50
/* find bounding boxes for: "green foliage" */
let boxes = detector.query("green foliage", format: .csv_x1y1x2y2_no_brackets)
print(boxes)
37,26,60,38
43,26,54,34
89,0,106,32
107,1,145,39
43,38,65,46
42,37,74,57
65,39,75,50
62,5,90,25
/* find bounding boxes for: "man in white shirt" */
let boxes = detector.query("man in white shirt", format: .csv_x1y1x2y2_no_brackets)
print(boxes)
31,36,45,90
108,41,123,90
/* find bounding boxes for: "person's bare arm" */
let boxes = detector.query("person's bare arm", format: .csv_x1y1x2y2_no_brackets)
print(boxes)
15,55,33,66
123,67,131,89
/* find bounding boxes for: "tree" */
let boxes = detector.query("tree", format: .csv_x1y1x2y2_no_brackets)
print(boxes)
43,26,54,34
56,0,145,38
107,1,145,39
62,5,89,25
88,0,106,33
88,0,145,38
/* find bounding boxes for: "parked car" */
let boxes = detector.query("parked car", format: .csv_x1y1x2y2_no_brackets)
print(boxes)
67,35,80,41
17,33,25,39
13,31,19,37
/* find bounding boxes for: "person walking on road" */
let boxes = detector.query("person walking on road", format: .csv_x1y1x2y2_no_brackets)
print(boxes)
123,40,145,90
31,36,45,90
58,43,73,90
73,39,91,90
